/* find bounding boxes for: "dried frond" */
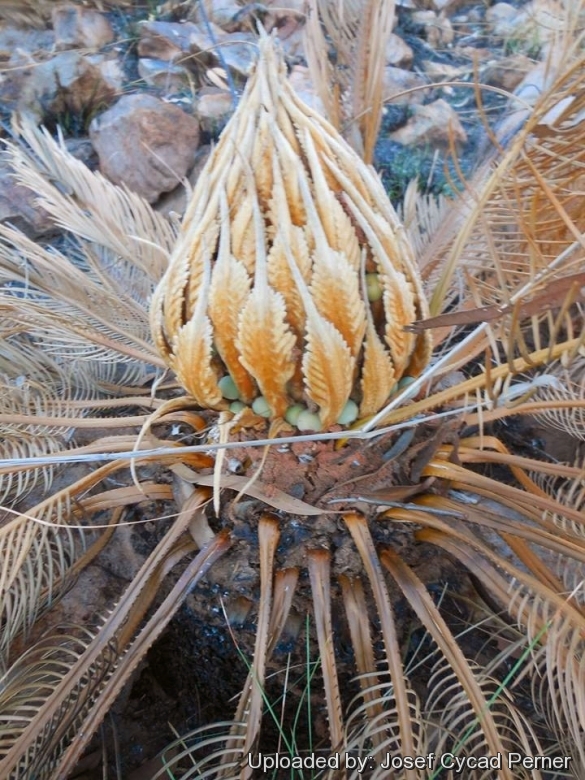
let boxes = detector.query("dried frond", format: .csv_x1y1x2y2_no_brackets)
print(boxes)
0,342,80,505
0,228,162,371
151,34,429,428
7,120,176,283
0,0,51,25
414,38,585,390
0,489,230,779
304,0,396,162
530,355,585,439
424,655,544,779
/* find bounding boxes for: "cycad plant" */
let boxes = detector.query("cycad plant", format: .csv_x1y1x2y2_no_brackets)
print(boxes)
1,2,585,779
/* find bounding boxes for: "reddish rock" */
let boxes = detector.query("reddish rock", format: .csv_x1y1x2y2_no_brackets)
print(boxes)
138,58,191,92
86,53,125,92
52,4,115,51
196,90,234,134
383,66,428,105
483,54,534,91
89,94,200,203
138,20,255,78
389,99,467,146
0,161,54,237
137,20,193,62
17,51,117,125
412,9,454,47
386,33,413,68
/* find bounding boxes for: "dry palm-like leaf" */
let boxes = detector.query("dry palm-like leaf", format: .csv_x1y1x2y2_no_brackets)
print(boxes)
0,342,81,506
151,33,430,428
0,0,51,25
410,41,585,376
0,487,231,780
0,118,176,465
529,356,585,439
7,120,176,285
304,0,396,162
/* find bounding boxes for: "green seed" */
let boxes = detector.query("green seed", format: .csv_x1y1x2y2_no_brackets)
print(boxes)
366,273,382,302
285,404,305,426
296,410,322,432
218,375,240,400
229,401,246,413
398,375,416,390
336,399,358,425
252,396,271,417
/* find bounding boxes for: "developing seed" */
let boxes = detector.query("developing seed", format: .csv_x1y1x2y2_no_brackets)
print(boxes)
296,410,323,432
366,273,382,302
397,375,416,390
219,375,240,400
336,399,358,425
252,396,271,417
229,401,246,413
285,404,305,426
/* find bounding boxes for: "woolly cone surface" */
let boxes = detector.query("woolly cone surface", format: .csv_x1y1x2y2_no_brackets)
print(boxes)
150,35,431,428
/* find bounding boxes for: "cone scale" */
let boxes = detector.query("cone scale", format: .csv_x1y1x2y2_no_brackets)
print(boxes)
150,35,431,428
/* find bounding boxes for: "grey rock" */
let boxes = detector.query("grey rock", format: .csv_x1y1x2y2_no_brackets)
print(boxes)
89,93,200,203
0,26,54,58
52,4,115,51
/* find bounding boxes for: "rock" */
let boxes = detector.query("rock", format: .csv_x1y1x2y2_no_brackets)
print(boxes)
52,4,115,51
138,20,255,78
386,33,413,68
389,99,467,146
457,46,493,61
487,0,564,51
17,51,117,126
0,26,54,58
483,54,534,91
432,0,465,11
206,0,245,29
411,10,454,48
86,53,125,92
196,90,234,134
156,144,212,220
422,60,463,82
138,58,192,92
188,26,256,78
267,0,306,13
486,3,519,38
0,52,37,113
0,161,54,237
137,20,194,62
89,93,200,203
64,137,99,170
266,9,306,60
288,66,325,114
383,66,428,106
